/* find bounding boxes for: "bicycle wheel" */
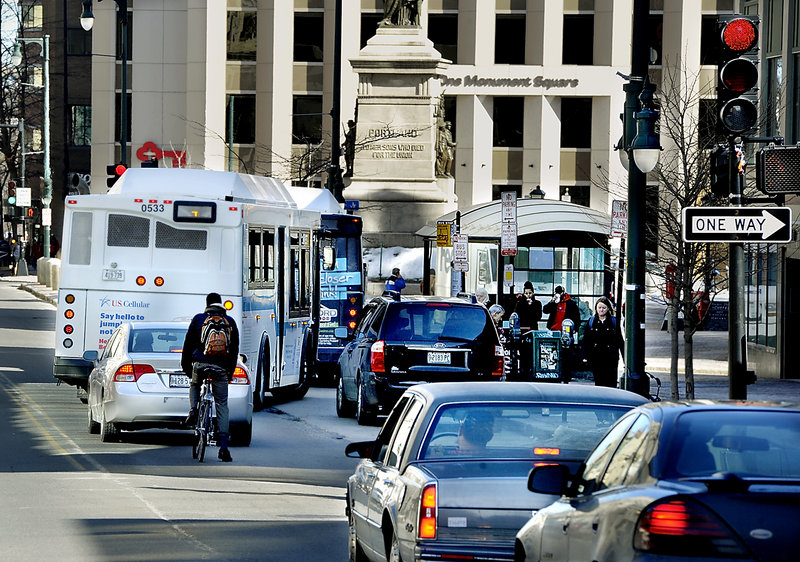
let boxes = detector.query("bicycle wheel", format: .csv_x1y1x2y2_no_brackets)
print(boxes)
197,402,211,463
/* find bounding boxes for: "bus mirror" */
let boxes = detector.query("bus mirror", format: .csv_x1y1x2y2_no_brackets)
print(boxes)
334,327,349,339
83,350,99,362
239,353,247,364
322,246,336,270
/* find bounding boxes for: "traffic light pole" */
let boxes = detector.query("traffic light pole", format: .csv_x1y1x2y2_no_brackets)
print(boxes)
727,136,747,399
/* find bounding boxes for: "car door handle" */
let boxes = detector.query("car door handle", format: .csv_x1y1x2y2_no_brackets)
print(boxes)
382,479,394,486
592,521,599,533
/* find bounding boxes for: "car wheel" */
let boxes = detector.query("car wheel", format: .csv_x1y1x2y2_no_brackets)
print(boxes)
87,404,100,434
230,421,252,447
100,406,120,443
385,525,403,562
336,372,355,418
355,376,375,426
348,504,368,562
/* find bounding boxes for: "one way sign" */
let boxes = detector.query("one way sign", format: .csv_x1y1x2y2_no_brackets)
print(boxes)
682,207,792,243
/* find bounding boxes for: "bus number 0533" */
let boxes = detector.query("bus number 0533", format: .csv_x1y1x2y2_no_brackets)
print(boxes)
142,204,165,213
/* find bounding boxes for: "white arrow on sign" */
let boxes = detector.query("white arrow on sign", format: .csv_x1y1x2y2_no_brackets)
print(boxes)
691,210,785,240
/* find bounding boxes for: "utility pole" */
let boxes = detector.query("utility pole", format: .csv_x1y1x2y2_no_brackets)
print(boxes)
326,0,345,203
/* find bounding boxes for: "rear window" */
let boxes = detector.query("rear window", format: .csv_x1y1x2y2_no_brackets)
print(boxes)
667,410,800,478
384,303,494,342
420,403,631,460
129,328,186,354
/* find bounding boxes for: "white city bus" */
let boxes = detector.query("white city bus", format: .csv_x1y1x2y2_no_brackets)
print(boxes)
55,168,346,405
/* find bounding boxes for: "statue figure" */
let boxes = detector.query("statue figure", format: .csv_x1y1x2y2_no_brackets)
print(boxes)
436,121,456,177
381,0,422,27
342,120,356,177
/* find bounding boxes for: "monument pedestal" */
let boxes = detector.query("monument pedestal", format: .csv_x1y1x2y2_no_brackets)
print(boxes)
347,26,456,248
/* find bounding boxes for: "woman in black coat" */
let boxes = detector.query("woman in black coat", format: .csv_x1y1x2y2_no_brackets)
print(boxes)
513,281,542,330
581,296,625,388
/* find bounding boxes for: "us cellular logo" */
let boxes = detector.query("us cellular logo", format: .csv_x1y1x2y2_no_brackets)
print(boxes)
99,296,151,308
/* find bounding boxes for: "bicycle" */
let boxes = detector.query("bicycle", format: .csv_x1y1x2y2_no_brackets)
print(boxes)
192,365,224,462
646,371,662,402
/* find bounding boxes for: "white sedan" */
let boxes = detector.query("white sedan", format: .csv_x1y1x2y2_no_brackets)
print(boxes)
85,321,253,446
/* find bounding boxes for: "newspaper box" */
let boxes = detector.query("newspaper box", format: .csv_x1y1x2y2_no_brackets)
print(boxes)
517,330,562,382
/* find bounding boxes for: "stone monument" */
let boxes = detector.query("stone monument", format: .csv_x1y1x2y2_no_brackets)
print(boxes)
345,23,456,248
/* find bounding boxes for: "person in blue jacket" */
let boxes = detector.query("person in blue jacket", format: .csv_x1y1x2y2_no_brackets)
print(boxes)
385,267,406,293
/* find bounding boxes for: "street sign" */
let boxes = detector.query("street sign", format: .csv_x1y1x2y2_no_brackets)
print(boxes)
453,260,469,272
41,208,51,227
501,222,517,256
682,207,792,243
611,200,628,237
501,190,517,223
16,187,31,207
503,264,514,287
453,233,468,261
436,221,452,247
344,200,359,210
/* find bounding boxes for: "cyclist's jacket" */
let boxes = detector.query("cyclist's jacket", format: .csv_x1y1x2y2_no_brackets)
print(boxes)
181,303,240,378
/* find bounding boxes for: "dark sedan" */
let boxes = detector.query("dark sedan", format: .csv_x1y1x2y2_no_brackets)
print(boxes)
345,381,648,562
515,400,800,562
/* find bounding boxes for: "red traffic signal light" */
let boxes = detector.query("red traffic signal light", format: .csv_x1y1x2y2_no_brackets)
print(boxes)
107,163,127,187
717,16,759,134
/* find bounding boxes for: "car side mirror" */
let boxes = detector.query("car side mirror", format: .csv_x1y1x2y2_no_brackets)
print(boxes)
334,326,350,340
527,464,571,496
83,350,99,362
345,440,374,459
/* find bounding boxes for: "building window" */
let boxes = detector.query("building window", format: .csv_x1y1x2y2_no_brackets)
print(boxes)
560,98,592,149
66,28,91,56
114,93,131,143
560,185,590,207
294,12,324,62
765,0,784,54
292,95,323,144
70,106,91,147
440,95,457,137
648,14,663,66
562,15,594,65
745,244,778,348
492,185,521,200
793,53,800,143
698,98,719,149
227,10,257,61
493,97,523,147
116,11,132,61
429,14,458,62
361,13,382,49
226,95,256,144
20,2,42,28
765,57,783,137
495,14,525,64
699,15,718,65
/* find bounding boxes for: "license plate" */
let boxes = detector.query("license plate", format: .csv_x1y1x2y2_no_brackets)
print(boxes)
427,352,451,365
169,374,191,388
103,269,124,281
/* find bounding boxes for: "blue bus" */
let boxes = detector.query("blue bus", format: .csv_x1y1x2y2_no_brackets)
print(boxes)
314,214,364,384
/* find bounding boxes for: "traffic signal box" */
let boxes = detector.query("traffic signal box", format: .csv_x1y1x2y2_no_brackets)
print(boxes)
756,145,800,194
107,164,127,187
717,16,760,134
7,181,16,205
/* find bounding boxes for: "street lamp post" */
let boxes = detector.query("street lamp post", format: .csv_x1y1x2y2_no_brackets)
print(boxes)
81,0,128,167
12,35,51,259
621,0,660,397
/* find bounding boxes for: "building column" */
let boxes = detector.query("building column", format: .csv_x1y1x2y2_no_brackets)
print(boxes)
457,0,495,66
455,94,493,205
89,3,118,188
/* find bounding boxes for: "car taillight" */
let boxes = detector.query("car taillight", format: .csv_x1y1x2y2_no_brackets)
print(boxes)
492,345,504,376
634,498,747,557
229,366,249,385
370,340,385,373
418,484,437,539
113,363,155,382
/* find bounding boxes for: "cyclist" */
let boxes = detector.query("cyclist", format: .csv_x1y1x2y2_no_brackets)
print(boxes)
182,292,240,462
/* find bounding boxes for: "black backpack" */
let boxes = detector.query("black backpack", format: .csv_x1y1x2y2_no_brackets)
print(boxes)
200,313,231,357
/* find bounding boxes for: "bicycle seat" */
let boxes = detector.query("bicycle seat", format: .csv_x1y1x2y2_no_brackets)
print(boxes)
197,364,227,379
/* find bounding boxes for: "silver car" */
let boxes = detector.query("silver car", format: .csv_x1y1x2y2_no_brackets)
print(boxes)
344,382,648,562
86,321,253,446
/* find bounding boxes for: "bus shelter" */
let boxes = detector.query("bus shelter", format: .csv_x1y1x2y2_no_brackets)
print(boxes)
416,198,614,329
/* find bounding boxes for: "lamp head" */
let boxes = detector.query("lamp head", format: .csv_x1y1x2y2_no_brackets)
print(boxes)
80,0,95,31
11,42,22,67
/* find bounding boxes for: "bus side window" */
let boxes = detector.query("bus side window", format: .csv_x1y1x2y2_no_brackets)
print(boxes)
248,227,275,288
69,211,93,265
322,245,336,270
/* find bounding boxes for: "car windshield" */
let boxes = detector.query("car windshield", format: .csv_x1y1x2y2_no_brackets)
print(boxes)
666,410,800,478
384,303,492,342
129,328,186,354
419,403,630,460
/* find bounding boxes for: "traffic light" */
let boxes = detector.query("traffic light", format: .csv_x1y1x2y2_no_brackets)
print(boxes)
7,181,16,205
717,16,759,134
26,207,34,218
756,145,800,194
107,163,126,187
710,146,730,197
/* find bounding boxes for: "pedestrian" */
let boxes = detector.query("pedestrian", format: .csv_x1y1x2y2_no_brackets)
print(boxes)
182,292,240,462
543,285,581,332
385,267,406,293
488,304,505,327
11,241,20,275
475,287,489,307
513,281,542,330
581,296,625,388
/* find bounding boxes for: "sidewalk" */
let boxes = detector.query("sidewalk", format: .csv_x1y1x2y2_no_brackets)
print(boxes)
3,273,799,401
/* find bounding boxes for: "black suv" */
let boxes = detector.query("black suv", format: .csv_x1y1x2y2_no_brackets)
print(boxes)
335,294,504,424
